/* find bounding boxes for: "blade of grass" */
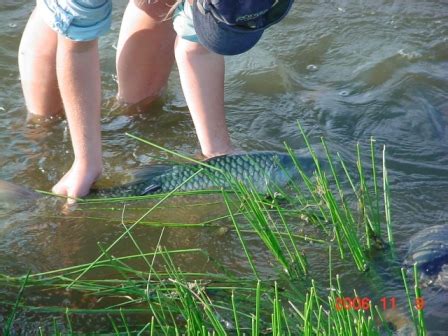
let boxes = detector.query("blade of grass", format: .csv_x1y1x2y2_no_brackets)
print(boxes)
222,189,259,279
67,168,205,288
382,146,393,246
3,271,30,336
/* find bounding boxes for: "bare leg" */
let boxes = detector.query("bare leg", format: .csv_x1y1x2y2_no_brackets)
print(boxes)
175,37,233,158
116,0,176,105
51,36,103,200
18,7,63,117
18,5,102,201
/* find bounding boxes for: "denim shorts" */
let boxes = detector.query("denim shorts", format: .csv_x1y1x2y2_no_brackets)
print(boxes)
37,0,112,41
173,1,198,42
37,0,197,42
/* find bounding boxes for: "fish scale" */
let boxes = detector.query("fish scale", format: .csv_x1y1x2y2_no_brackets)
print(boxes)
92,151,309,198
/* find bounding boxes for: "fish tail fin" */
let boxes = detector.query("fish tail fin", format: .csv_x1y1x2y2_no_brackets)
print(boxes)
0,179,40,202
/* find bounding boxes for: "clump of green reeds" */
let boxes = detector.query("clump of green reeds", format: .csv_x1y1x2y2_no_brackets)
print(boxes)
0,243,425,335
1,128,426,335
2,252,416,335
222,182,309,280
280,122,394,272
61,127,393,275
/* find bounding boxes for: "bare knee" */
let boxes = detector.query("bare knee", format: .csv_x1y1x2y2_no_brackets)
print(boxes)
175,38,211,64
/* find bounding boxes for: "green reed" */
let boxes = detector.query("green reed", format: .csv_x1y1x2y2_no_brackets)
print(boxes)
281,123,394,272
401,264,427,336
1,254,426,335
2,271,30,336
0,131,426,335
224,179,308,279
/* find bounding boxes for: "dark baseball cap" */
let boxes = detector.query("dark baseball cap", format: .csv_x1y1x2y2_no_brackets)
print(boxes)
192,0,294,56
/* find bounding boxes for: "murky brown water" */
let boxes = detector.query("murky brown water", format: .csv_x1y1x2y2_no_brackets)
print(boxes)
1,0,448,334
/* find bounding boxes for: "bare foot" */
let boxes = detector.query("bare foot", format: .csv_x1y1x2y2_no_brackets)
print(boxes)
52,161,102,204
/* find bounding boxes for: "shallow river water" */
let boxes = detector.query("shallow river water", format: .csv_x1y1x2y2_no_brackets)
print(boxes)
0,0,447,334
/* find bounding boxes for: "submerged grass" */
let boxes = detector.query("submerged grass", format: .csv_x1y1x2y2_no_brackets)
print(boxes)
0,129,427,335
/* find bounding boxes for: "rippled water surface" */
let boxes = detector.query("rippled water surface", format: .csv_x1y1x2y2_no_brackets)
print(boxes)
0,0,447,334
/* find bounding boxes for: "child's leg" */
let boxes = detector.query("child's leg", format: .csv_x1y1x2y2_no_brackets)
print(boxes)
174,37,233,158
51,36,103,201
172,1,232,157
21,0,110,200
116,0,176,105
18,7,63,117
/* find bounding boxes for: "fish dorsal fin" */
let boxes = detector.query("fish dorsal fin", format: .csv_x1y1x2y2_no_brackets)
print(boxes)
131,164,175,183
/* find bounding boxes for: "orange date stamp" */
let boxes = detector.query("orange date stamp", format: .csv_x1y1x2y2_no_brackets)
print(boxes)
334,297,425,311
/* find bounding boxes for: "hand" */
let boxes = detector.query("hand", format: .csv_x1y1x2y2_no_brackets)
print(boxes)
52,161,102,204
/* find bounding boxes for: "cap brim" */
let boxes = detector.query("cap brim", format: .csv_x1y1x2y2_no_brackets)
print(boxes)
192,3,264,56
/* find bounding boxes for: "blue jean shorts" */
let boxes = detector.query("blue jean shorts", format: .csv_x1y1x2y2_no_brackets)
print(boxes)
37,0,112,41
38,0,197,42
